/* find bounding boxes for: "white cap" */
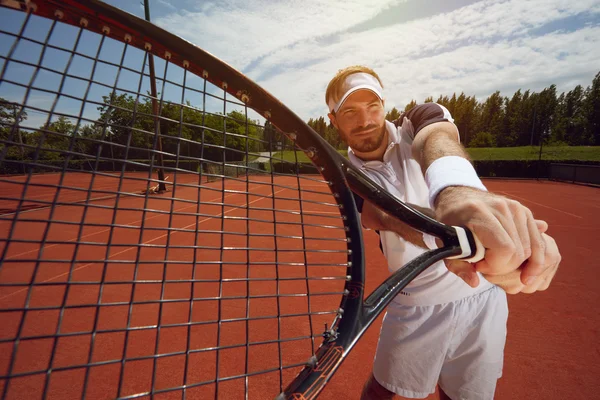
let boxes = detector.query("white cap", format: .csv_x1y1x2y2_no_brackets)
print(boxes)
327,72,384,113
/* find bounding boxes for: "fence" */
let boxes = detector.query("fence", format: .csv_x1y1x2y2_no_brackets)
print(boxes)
548,163,600,186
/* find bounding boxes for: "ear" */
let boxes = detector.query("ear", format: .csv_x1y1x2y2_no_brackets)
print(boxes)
327,112,338,129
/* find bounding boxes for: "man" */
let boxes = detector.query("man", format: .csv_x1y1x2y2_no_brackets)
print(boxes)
324,66,561,400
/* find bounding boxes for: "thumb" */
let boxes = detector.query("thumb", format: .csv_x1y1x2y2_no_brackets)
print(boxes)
445,259,480,288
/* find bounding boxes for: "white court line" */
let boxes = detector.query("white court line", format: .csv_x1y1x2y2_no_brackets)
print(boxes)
0,188,287,302
498,191,582,219
2,181,144,202
280,210,340,215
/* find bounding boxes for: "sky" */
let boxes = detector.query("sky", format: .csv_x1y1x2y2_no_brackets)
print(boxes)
1,0,599,128
102,0,600,121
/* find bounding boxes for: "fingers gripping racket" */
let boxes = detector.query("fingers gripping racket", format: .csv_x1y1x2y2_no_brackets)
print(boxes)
0,1,483,399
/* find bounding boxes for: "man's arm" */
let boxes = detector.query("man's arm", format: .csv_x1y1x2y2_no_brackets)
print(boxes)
360,200,432,249
411,120,561,293
360,188,558,294
411,119,463,167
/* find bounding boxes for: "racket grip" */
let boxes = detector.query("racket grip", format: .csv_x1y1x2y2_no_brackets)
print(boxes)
448,226,485,263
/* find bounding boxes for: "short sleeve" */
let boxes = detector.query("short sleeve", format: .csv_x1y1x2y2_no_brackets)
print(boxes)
395,103,455,138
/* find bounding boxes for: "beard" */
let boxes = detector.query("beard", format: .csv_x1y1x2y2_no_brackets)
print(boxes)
343,124,387,153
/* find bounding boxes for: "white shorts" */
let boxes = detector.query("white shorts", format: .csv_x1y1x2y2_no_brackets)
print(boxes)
372,286,508,400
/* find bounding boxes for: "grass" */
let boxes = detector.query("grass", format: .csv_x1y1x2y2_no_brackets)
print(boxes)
271,146,600,163
271,149,347,163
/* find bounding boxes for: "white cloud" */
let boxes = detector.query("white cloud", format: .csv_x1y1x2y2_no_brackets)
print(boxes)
156,0,178,12
155,0,600,120
154,0,402,69
389,27,600,103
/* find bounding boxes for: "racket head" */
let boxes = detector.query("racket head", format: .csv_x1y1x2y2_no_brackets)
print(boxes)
0,1,367,399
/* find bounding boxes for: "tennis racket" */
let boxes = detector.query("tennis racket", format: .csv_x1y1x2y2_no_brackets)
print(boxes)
0,1,483,399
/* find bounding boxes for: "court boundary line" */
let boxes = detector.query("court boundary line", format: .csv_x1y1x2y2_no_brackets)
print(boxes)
498,191,583,219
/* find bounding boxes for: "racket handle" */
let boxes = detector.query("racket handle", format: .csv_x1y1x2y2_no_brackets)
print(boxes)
448,226,485,263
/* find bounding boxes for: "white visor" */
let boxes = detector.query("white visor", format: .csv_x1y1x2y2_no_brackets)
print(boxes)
328,72,384,113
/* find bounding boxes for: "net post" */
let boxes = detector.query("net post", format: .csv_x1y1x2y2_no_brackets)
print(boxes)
144,0,167,192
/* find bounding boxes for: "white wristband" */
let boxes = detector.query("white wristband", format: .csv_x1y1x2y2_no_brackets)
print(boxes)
425,156,487,208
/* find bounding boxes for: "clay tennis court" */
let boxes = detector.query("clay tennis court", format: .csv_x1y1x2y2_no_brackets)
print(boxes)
0,175,597,399
0,170,350,399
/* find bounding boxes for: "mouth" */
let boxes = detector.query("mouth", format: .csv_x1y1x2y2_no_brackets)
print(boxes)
354,128,377,136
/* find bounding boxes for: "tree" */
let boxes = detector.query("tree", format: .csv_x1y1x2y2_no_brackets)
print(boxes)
477,91,504,146
553,86,587,145
501,90,523,147
404,100,417,112
452,93,478,146
551,92,567,144
94,92,152,160
29,116,76,160
469,131,496,148
583,72,600,145
93,91,262,163
435,95,451,114
533,85,558,146
0,98,28,159
0,98,28,128
307,116,344,149
516,90,537,146
385,107,401,122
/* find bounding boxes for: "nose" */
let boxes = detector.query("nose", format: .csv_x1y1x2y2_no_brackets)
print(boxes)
356,108,370,128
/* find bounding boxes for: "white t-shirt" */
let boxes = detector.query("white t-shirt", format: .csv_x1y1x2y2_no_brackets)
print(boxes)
348,103,493,306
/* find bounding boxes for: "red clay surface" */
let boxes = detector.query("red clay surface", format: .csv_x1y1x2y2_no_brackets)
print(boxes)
0,172,348,400
0,176,598,399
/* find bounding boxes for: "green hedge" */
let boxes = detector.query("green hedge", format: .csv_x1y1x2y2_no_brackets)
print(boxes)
473,160,600,178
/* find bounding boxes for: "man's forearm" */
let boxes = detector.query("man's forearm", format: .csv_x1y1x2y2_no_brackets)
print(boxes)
362,201,432,249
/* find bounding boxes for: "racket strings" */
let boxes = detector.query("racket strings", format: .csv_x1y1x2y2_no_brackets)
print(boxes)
0,3,351,399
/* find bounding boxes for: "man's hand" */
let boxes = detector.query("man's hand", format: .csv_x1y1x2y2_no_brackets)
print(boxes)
436,186,561,293
446,233,560,294
482,233,560,293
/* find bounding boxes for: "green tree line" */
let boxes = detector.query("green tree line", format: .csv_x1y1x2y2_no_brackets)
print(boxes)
0,91,266,169
309,71,600,149
2,71,598,171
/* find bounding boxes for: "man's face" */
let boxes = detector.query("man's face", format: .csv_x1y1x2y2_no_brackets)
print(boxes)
328,90,387,154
